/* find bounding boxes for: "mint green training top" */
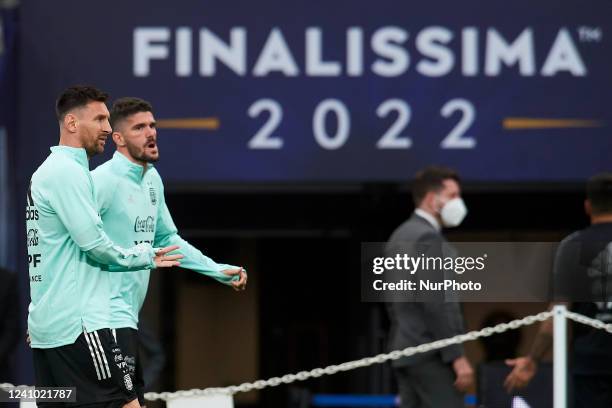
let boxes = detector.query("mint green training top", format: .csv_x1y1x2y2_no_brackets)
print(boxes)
91,151,238,330
26,146,157,348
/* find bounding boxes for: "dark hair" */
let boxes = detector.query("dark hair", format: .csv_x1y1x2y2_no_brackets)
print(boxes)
110,97,154,128
55,85,108,120
411,166,460,206
587,173,612,214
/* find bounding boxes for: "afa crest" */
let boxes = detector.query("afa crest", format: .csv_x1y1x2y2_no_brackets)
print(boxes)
149,187,157,205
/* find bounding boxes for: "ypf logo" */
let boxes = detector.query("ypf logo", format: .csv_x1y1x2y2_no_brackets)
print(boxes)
28,254,42,268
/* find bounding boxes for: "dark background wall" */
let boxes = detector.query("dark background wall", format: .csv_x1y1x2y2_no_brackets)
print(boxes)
138,185,587,406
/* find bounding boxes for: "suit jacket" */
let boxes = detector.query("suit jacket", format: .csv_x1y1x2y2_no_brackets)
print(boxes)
385,213,465,367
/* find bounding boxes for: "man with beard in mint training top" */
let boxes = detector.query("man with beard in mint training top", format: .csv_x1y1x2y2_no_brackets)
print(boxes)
91,97,247,406
26,86,182,408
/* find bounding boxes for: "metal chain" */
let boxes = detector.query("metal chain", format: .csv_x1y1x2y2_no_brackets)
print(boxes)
142,310,554,401
564,310,612,334
1,310,569,402
0,383,29,390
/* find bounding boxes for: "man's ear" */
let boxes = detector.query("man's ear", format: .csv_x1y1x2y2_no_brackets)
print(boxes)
421,191,436,211
112,131,126,147
63,113,78,133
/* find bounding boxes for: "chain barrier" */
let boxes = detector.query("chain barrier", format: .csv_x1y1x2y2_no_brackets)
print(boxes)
564,310,612,334
8,308,611,402
142,310,554,401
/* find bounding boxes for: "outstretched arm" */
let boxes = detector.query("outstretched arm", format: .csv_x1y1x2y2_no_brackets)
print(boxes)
153,190,246,290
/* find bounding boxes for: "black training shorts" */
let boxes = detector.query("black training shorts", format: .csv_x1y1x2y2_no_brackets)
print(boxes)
111,328,145,406
33,329,137,408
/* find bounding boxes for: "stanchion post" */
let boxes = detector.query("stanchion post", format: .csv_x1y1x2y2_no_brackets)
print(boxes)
553,304,567,408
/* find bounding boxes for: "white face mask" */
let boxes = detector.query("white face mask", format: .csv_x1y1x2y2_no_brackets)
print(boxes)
438,197,468,227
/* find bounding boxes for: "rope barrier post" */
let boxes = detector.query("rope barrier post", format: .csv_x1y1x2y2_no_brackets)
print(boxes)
166,394,234,408
553,304,567,408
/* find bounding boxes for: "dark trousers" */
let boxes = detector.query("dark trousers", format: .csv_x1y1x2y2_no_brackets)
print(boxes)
394,359,464,408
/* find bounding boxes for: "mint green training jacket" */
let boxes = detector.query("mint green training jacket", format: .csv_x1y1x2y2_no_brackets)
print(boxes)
26,146,157,348
91,151,238,330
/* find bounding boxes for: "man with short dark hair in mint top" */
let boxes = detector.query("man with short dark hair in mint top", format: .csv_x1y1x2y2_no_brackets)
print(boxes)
91,97,247,406
26,86,182,408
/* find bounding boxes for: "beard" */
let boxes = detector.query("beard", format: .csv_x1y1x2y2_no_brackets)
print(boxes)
126,141,159,163
84,143,101,157
85,135,105,157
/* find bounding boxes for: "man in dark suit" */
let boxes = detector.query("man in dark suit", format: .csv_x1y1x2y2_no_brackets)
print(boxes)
386,166,473,408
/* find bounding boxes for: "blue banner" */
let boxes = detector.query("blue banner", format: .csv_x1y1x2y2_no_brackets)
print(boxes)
19,0,612,183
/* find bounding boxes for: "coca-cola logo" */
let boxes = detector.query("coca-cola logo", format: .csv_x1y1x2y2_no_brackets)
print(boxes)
134,216,155,233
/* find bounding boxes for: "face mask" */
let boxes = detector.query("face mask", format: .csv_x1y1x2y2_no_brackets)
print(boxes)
439,197,468,227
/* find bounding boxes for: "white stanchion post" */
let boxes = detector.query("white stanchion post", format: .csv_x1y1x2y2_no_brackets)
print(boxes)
166,394,234,408
553,305,567,408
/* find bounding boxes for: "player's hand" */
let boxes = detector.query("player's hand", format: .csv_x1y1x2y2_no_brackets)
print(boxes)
224,267,247,291
122,397,141,408
504,356,537,392
154,245,183,268
26,330,31,347
452,356,474,392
